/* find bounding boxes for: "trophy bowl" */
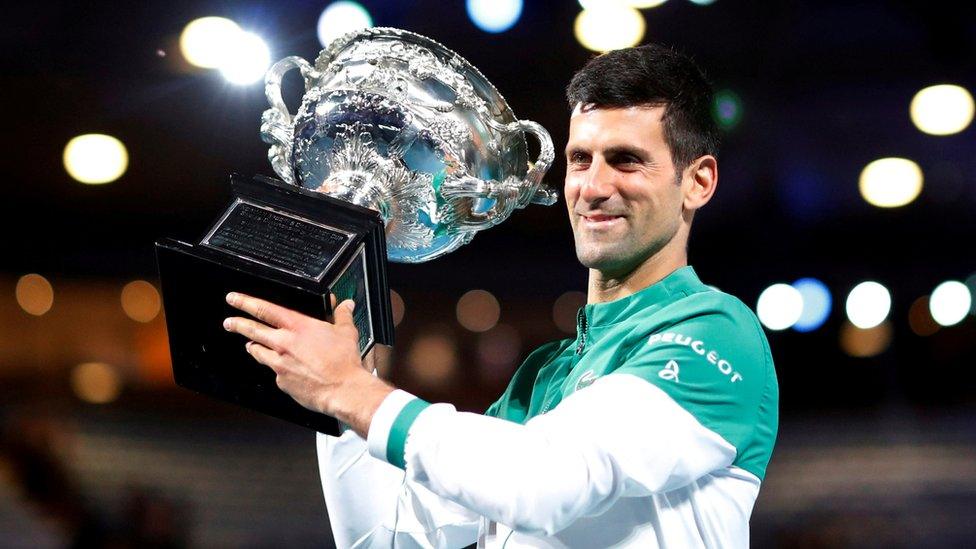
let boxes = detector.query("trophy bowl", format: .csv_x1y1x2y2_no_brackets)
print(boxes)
156,28,557,435
261,27,557,263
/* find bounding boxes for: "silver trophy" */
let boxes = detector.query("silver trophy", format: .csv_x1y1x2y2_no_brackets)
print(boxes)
260,27,557,263
155,28,556,435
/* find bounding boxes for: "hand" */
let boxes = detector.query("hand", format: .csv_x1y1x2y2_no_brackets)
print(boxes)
222,292,394,436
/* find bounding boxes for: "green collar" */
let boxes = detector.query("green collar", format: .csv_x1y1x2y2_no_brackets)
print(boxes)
583,266,706,329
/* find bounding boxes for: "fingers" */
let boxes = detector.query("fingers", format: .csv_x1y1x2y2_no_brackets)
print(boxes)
331,299,361,346
333,299,356,325
226,292,294,329
224,316,281,350
245,341,281,370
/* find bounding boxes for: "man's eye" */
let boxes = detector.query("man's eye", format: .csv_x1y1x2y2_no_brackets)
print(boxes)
569,154,590,164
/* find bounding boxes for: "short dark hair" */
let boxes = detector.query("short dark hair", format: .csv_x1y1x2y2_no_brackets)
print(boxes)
566,44,719,172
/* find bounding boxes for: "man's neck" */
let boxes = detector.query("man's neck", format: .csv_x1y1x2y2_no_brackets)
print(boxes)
587,247,687,304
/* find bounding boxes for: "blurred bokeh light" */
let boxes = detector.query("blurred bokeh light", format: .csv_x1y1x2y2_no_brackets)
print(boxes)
791,278,832,332
179,16,269,84
467,0,522,33
713,89,743,131
574,5,646,52
317,1,374,47
218,32,271,85
120,280,161,323
910,84,974,136
456,289,501,332
757,283,803,331
846,281,891,329
839,320,893,358
405,329,458,388
929,280,971,327
858,157,923,208
179,16,241,69
15,274,54,316
71,362,122,404
63,134,129,184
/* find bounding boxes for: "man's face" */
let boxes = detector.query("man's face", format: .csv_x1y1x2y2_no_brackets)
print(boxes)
564,105,685,277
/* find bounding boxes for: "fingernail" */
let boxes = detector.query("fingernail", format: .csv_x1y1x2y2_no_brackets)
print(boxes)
226,292,238,305
223,318,233,331
344,300,356,312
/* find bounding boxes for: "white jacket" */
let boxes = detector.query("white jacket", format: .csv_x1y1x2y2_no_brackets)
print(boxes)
317,376,760,548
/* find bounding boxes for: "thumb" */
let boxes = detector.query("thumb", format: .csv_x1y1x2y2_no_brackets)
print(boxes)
333,299,357,328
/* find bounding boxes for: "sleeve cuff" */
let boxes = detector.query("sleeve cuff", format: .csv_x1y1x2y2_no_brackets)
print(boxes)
366,389,431,469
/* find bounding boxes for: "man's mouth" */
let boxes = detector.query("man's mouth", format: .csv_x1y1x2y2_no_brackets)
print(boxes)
580,213,624,227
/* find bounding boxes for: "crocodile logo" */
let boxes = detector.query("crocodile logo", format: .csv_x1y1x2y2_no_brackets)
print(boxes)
575,369,598,391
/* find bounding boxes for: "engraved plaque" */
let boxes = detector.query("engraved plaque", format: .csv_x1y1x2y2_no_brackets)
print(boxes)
204,201,352,280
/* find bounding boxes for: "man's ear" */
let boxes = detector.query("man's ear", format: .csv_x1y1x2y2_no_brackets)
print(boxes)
683,155,718,212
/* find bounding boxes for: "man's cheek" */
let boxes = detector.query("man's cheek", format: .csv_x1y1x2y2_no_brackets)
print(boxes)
563,189,577,210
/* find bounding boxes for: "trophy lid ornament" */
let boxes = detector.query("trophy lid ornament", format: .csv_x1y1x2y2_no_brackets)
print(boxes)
261,27,557,263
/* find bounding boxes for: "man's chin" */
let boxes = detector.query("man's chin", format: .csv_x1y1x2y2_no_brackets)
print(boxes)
576,249,629,273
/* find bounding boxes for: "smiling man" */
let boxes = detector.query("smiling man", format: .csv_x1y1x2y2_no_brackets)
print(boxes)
224,44,778,548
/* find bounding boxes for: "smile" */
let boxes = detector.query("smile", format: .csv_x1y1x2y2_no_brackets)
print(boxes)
581,214,624,228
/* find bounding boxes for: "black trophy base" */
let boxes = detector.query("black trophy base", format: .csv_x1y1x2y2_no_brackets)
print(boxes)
155,174,394,435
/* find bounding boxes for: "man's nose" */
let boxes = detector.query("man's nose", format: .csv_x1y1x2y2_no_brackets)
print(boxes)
579,158,616,203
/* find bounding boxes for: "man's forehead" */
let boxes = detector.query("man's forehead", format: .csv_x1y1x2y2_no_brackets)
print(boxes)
566,103,667,150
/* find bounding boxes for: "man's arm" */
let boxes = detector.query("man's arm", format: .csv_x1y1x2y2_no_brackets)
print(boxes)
364,375,737,536
222,293,481,546
222,292,749,537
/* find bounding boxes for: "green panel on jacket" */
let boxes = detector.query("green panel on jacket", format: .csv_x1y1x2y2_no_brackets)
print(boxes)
485,266,779,480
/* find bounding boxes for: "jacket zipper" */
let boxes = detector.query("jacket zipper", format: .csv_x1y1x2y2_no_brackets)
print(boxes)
541,307,588,415
575,307,588,355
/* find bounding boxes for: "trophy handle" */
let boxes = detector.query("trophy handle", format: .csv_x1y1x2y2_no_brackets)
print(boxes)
517,120,558,206
437,119,558,231
261,57,316,184
265,56,316,124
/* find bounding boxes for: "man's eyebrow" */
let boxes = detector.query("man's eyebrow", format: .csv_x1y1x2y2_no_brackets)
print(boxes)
564,145,589,158
564,144,655,162
603,145,652,162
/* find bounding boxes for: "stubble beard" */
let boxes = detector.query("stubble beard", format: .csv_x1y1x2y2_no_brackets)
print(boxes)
574,224,677,280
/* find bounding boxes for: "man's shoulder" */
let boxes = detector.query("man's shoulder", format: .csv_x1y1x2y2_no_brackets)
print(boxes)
626,286,772,377
626,286,769,355
616,286,779,480
665,285,763,328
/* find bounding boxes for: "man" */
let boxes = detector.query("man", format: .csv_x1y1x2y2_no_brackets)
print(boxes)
223,44,779,548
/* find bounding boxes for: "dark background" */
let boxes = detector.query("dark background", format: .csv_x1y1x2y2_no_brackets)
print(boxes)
2,1,975,547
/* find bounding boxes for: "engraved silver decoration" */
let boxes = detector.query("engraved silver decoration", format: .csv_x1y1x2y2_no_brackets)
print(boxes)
261,27,557,263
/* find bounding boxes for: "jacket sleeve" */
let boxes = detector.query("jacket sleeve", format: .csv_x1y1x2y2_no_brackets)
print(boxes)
365,374,737,538
316,409,481,548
